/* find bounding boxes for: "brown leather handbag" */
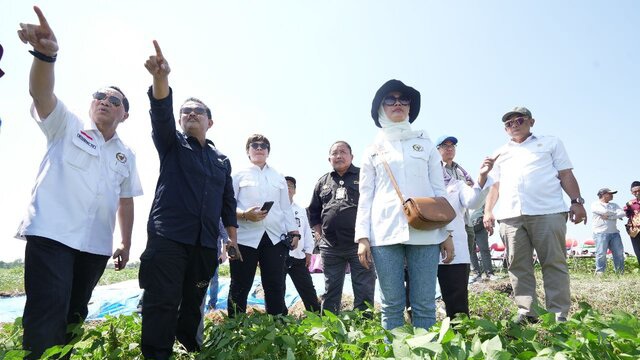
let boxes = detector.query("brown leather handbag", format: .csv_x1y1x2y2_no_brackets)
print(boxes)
379,148,456,230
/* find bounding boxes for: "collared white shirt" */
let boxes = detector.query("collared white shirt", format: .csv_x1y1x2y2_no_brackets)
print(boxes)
233,162,297,249
489,134,572,220
288,202,314,259
16,100,143,256
355,131,452,247
591,200,625,234
441,178,493,265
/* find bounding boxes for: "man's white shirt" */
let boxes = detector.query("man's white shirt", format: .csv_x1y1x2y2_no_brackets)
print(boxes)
16,100,143,256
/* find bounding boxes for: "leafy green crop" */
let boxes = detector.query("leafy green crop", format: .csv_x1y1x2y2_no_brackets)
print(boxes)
2,302,640,359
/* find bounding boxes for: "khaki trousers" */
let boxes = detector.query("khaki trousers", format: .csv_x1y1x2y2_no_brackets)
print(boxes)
499,213,570,317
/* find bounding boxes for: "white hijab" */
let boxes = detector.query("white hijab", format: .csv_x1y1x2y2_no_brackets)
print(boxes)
376,104,423,141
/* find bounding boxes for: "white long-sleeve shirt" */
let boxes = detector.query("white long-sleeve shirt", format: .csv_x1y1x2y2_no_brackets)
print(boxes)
355,131,452,247
233,163,297,248
288,202,314,259
441,178,493,265
590,200,625,234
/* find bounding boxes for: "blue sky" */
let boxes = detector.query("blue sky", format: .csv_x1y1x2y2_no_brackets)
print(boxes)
1,1,639,261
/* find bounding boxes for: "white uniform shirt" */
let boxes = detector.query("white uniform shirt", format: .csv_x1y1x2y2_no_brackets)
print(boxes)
16,100,143,256
590,201,625,234
288,202,314,259
233,163,297,248
489,134,572,220
355,131,452,247
441,178,493,265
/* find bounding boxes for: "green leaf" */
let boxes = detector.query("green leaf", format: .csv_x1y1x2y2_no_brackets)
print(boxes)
474,319,499,333
406,333,438,349
481,335,503,357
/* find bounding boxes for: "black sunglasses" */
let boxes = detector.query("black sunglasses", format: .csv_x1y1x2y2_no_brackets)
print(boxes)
249,142,269,150
382,95,411,106
504,117,527,128
93,92,122,107
180,107,207,115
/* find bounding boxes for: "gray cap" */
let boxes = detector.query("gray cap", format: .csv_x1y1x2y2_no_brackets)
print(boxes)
597,188,617,197
502,106,532,122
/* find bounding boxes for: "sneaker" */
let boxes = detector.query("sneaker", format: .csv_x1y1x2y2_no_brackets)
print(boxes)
556,316,568,323
487,273,499,281
595,271,604,277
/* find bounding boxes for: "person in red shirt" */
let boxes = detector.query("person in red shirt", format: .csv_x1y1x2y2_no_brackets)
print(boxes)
623,181,640,267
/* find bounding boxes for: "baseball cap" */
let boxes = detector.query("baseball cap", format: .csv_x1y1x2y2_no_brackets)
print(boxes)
502,106,532,122
597,188,617,197
436,135,458,147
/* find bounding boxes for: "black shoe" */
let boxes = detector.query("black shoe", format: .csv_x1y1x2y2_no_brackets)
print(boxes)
515,314,540,324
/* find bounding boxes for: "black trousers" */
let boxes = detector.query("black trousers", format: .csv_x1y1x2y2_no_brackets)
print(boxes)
437,264,470,319
23,236,109,360
228,233,288,316
285,256,320,312
139,234,217,360
631,233,640,265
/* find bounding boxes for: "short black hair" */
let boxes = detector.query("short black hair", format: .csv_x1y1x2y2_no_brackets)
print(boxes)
108,86,129,112
329,140,352,154
285,176,296,188
631,181,640,189
182,97,212,119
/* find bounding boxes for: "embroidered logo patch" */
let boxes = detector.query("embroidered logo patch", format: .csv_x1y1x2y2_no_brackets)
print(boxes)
76,131,97,149
412,144,424,151
116,152,127,163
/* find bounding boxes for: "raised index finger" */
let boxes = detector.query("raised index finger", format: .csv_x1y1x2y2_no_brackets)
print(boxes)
153,40,163,57
33,6,51,29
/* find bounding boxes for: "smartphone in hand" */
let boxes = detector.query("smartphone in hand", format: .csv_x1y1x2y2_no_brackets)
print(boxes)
261,201,274,212
115,255,123,270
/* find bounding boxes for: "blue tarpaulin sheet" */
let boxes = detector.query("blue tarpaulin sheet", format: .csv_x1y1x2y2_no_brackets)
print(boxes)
1,273,423,323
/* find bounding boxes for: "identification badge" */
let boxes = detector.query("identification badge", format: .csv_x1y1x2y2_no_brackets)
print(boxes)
335,187,346,200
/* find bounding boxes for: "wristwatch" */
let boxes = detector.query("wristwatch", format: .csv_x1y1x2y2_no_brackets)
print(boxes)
570,196,585,205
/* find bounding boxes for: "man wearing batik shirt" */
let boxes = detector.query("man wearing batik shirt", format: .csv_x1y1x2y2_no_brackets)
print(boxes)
624,181,640,266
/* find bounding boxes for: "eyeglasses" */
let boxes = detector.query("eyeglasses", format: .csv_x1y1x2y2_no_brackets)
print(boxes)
438,144,456,150
382,95,411,106
180,107,206,115
504,117,527,128
93,92,122,107
249,142,269,150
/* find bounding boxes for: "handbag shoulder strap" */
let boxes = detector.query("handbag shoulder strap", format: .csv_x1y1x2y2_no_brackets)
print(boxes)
377,145,405,205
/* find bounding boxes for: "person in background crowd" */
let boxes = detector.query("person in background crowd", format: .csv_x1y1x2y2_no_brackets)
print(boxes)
308,141,376,315
469,206,497,280
591,188,626,275
283,176,321,312
623,181,640,266
16,7,142,359
435,135,480,281
438,136,496,318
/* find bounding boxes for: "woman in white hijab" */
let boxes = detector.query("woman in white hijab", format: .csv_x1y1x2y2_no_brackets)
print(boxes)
355,79,454,330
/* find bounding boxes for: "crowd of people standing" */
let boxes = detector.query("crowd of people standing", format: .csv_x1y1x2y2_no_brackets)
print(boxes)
14,6,640,360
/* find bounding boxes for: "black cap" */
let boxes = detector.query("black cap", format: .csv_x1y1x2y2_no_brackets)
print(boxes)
370,79,421,128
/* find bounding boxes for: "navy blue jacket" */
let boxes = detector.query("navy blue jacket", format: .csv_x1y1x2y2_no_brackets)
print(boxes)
147,88,237,248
